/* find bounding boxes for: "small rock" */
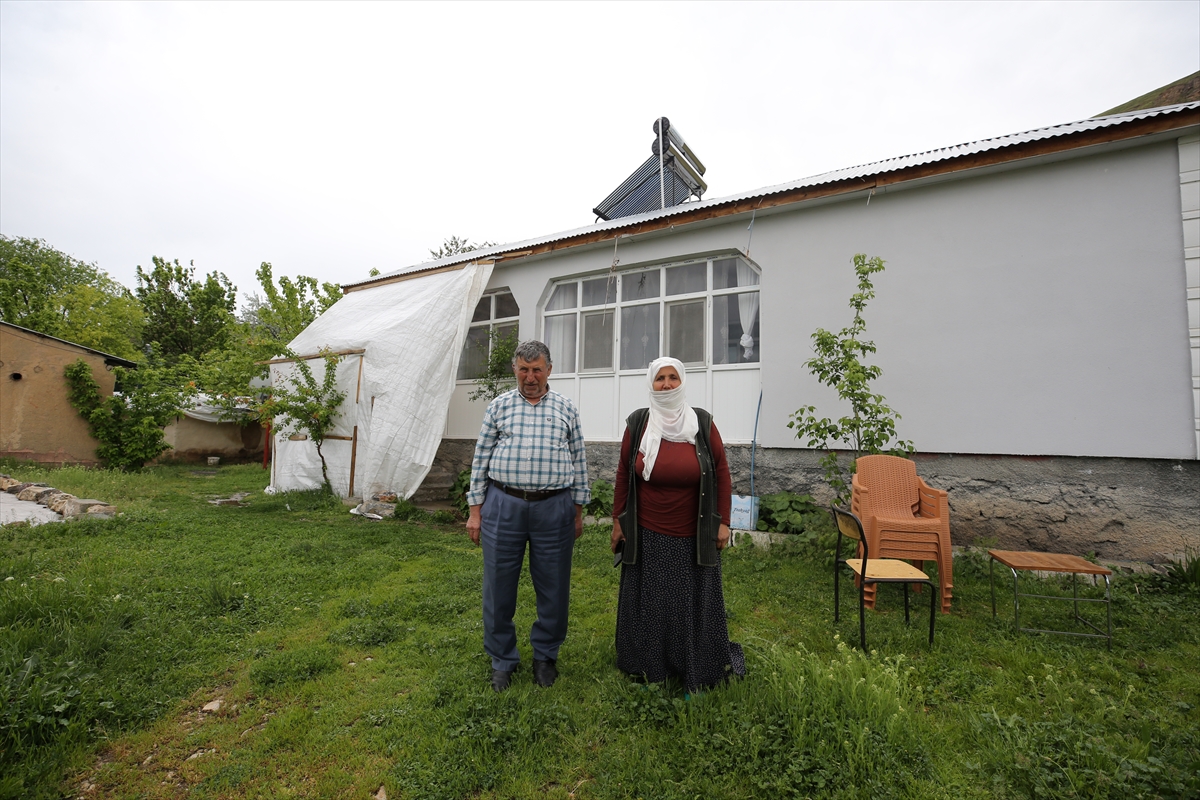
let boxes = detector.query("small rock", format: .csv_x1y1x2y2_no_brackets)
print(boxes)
17,485,55,502
0,476,18,490
5,482,33,495
62,499,109,519
142,754,154,765
375,786,387,800
202,699,223,712
85,504,118,519
47,493,76,513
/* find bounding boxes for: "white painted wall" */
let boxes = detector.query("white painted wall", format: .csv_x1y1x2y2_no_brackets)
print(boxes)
452,137,1196,460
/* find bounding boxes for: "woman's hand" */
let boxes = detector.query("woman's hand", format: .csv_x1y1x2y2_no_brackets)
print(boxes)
716,523,730,550
611,518,625,553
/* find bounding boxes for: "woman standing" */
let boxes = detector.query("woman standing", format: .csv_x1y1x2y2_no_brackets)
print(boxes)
611,356,745,691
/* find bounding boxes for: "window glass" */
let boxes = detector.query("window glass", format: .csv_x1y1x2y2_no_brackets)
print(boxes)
580,310,614,370
495,322,519,345
620,304,660,370
546,283,577,311
665,263,706,296
712,292,761,364
713,257,759,290
494,292,519,319
471,296,491,322
457,326,490,379
666,300,705,364
544,314,577,373
621,270,660,302
582,277,616,307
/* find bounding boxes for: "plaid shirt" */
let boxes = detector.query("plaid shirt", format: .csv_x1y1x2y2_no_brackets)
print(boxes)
467,388,590,507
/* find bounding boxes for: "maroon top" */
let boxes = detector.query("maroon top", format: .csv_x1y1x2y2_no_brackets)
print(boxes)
613,422,733,537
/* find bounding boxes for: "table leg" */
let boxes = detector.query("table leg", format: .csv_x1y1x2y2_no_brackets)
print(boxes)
1011,567,1020,630
990,557,996,617
1073,572,1079,623
1105,575,1112,651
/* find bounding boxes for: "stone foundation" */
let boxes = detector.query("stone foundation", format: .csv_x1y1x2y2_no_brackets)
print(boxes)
418,440,1198,563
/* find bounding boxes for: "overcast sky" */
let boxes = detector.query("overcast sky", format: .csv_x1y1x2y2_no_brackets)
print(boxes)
2,0,1198,302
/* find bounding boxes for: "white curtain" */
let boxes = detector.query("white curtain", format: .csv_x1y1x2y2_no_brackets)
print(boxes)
544,314,577,373
736,263,760,359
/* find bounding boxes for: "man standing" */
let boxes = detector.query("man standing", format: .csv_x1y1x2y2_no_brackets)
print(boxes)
466,340,590,692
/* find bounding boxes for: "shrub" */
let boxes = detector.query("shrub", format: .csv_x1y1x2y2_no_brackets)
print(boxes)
756,491,826,535
586,479,614,518
394,499,433,523
1164,544,1200,592
449,469,471,515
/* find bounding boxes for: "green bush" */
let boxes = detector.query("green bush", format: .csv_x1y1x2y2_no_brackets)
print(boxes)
756,491,826,535
449,469,471,515
1164,545,1200,592
586,479,614,518
393,499,433,522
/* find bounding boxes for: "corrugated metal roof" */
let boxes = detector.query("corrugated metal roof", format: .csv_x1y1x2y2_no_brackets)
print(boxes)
345,101,1200,290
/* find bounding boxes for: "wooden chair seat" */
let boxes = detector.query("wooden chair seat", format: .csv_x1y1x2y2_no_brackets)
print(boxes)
843,558,932,582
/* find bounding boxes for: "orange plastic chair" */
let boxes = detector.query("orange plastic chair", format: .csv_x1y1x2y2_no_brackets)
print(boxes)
851,454,953,614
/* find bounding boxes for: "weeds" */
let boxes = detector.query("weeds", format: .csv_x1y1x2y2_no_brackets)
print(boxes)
585,479,614,518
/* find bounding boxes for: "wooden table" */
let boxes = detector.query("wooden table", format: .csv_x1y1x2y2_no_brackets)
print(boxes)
988,550,1113,649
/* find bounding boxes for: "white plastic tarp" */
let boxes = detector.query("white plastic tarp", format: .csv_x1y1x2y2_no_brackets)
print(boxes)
269,263,492,498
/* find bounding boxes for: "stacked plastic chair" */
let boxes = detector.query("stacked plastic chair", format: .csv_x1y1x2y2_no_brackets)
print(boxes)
851,454,953,614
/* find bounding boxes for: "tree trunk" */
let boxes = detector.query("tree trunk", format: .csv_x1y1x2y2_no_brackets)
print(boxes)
315,439,331,492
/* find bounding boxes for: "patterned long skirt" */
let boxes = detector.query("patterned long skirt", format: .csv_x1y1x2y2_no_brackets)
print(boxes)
615,526,746,692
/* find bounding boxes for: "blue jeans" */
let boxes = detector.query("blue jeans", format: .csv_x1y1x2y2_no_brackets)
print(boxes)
480,487,576,671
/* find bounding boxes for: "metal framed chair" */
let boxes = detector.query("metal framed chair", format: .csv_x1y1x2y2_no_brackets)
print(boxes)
833,506,937,651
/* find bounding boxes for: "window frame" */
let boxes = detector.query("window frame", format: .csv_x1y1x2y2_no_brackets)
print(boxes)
456,289,520,382
541,255,760,377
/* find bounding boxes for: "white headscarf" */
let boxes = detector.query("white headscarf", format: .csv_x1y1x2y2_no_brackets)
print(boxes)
638,356,700,481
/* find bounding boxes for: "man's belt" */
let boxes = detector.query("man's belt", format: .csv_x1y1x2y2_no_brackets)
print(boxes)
491,480,568,502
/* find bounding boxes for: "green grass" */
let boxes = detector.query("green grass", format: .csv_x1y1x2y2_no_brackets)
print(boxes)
1,462,1197,799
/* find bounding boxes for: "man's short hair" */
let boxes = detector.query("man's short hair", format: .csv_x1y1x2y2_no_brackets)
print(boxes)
512,340,552,366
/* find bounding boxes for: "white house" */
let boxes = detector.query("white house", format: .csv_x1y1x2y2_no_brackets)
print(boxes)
284,101,1200,561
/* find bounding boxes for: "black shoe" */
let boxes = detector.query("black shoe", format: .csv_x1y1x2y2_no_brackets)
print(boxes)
491,668,515,692
532,659,558,687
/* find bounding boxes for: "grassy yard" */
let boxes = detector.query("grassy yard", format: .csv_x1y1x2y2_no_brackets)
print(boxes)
1,462,1197,799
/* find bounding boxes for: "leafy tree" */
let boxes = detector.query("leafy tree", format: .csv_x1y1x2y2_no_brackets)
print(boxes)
240,262,340,348
0,235,144,360
135,256,237,363
200,263,341,425
788,254,914,505
428,235,495,261
260,349,346,491
63,356,198,471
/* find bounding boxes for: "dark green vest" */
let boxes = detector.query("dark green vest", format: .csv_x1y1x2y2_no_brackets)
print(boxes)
618,407,722,567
